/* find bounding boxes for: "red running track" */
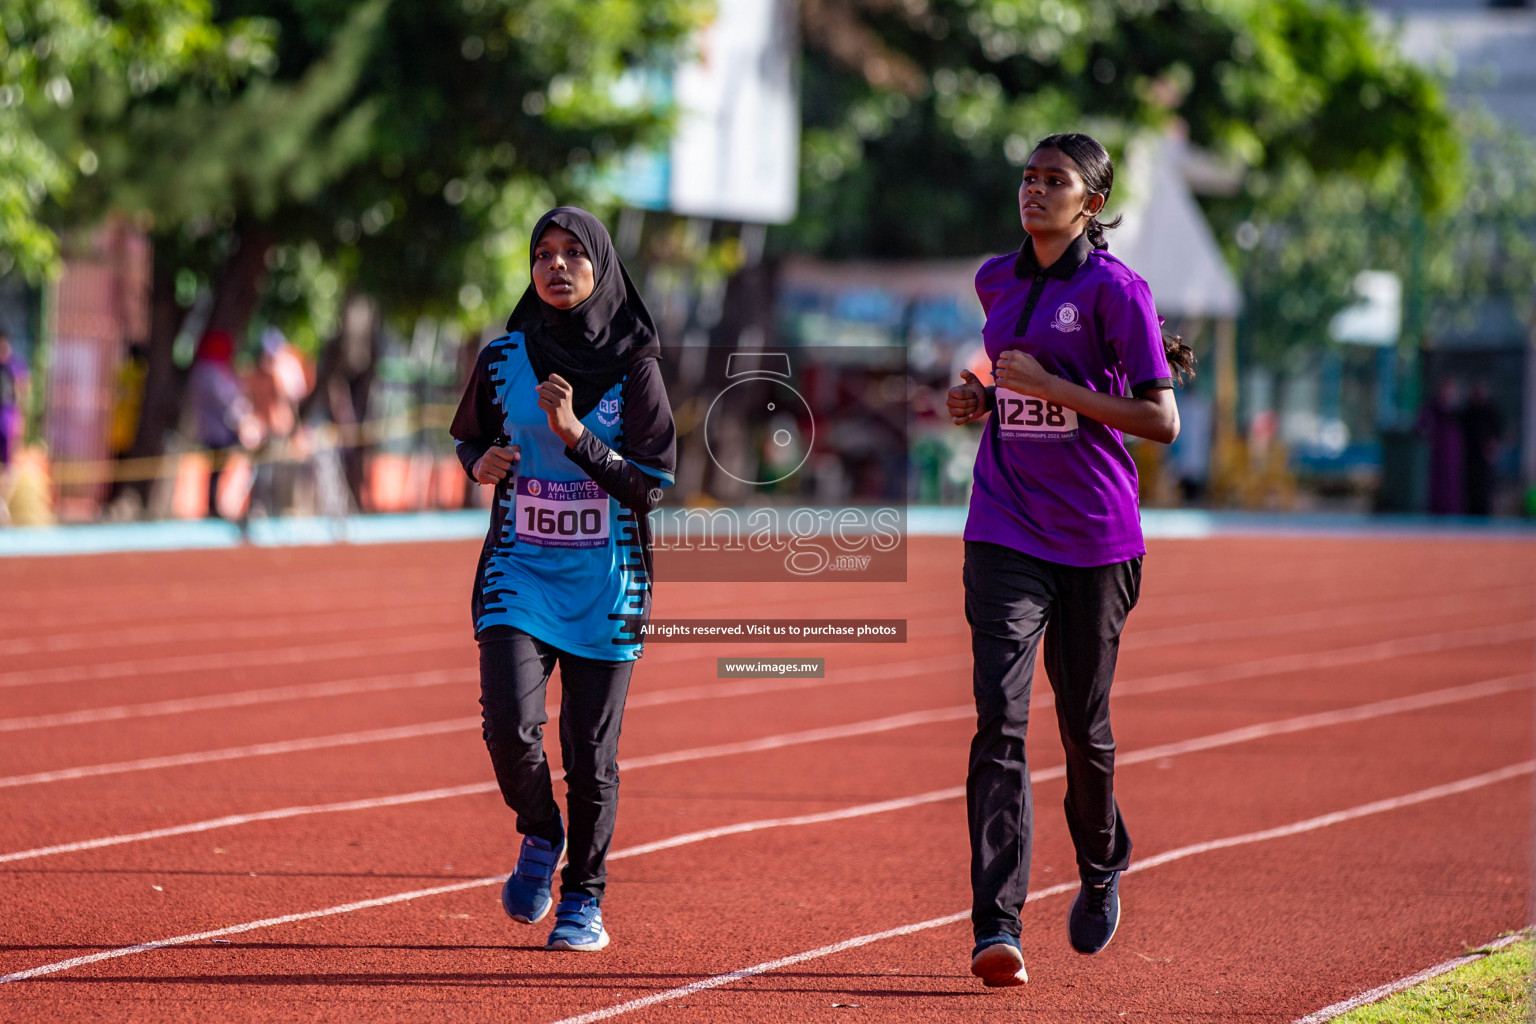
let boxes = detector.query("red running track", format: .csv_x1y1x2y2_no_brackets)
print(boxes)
0,535,1531,1023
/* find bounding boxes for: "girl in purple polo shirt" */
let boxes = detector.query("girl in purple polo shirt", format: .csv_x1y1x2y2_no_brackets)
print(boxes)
946,132,1195,988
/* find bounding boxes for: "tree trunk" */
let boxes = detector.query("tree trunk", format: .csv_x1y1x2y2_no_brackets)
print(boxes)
122,237,190,508
123,223,272,512
205,222,273,338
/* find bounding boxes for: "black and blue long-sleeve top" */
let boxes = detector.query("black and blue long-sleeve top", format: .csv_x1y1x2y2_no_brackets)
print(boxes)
450,332,676,660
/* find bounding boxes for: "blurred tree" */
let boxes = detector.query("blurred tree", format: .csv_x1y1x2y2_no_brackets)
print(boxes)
1207,113,1536,368
787,0,1460,262
32,0,706,486
0,0,272,279
57,0,708,334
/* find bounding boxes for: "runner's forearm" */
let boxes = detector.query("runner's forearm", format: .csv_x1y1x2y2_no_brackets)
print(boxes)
1040,379,1178,444
563,430,666,513
455,440,489,482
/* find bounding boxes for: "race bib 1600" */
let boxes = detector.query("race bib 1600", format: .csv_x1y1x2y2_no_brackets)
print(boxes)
995,388,1079,442
514,477,610,548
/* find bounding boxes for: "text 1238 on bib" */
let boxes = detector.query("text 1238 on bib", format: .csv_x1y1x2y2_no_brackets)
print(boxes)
995,388,1079,442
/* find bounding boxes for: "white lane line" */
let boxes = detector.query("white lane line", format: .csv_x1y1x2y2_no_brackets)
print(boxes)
0,782,499,865
1292,931,1532,1023
0,653,961,736
1131,762,1535,869
0,718,482,790
1117,619,1535,698
9,614,1526,784
2,674,1524,867
0,786,990,985
1113,674,1531,768
0,587,947,688
0,606,461,657
6,758,1526,990
543,760,1536,1024
0,633,464,690
9,604,1523,739
0,669,475,734
0,877,510,984
0,705,972,799
548,911,976,1024
1123,585,1532,650
4,609,1529,788
0,583,462,640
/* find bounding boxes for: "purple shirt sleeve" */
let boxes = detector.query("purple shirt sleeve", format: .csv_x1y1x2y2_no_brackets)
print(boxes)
973,254,1012,318
1103,276,1172,397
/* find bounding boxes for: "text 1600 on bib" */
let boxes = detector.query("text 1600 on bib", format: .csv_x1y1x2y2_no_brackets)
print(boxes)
514,477,610,548
995,388,1079,442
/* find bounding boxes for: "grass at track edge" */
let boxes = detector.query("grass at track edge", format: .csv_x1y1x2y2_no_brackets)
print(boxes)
1332,934,1532,1023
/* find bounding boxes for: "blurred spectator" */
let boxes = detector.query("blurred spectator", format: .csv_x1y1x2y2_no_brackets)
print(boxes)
303,294,379,513
187,329,260,518
1169,392,1212,503
263,327,313,407
0,331,29,524
106,342,149,510
1420,377,1463,516
245,331,302,517
1460,380,1502,517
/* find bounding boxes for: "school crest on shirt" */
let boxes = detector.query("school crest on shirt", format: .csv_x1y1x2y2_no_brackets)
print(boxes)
1052,302,1083,333
596,396,621,427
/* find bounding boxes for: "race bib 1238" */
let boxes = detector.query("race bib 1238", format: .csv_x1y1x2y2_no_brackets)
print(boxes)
995,388,1079,442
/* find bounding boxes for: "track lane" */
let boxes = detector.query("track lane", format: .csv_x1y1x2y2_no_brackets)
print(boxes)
3,609,1527,799
1,669,1527,965
1,698,1527,1022
2,601,1528,866
0,535,1530,1023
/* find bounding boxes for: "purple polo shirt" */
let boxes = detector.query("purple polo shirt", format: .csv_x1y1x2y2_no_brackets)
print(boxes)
965,232,1172,567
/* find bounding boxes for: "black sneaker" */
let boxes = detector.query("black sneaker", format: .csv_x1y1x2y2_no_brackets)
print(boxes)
1067,871,1121,954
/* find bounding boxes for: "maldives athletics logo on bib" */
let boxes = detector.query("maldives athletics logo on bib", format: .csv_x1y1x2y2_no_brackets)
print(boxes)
1052,302,1083,333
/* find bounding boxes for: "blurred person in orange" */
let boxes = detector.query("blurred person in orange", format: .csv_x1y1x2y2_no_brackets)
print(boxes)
187,329,261,518
245,330,303,517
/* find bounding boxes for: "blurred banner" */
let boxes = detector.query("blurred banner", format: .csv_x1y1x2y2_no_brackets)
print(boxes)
609,0,799,224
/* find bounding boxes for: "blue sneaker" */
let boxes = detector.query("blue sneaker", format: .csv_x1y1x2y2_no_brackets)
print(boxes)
546,894,610,951
970,934,1027,987
1068,871,1121,954
501,826,565,925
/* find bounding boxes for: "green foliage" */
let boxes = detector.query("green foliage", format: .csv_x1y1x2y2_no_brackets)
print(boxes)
787,0,1461,260
1206,111,1536,363
1333,936,1532,1023
0,0,273,279
1204,0,1460,212
20,0,707,341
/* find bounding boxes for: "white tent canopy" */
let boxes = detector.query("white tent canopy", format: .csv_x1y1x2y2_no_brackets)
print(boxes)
1110,137,1243,320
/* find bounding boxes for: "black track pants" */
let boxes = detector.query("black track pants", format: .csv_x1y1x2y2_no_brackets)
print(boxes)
963,541,1140,940
477,627,634,902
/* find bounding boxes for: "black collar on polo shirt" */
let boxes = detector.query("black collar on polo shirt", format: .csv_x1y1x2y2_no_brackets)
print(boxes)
1014,231,1093,281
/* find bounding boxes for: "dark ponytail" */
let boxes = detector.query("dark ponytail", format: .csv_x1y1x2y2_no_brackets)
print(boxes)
1034,132,1121,250
1163,331,1197,386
